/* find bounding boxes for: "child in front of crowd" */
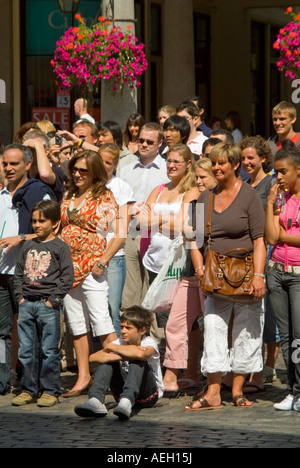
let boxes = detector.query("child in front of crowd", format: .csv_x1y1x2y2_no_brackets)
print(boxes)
12,200,74,407
75,306,164,420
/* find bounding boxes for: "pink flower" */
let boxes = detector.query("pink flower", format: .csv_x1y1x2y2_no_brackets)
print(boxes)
52,15,147,94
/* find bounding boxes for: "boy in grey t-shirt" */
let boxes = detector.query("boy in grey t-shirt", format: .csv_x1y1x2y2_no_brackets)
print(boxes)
12,200,74,408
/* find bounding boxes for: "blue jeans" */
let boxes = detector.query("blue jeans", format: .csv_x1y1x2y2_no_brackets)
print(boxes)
0,275,17,394
267,269,300,397
107,256,126,337
89,360,158,408
17,299,62,397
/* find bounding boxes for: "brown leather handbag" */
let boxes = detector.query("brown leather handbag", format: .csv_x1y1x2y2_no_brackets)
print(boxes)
200,191,255,304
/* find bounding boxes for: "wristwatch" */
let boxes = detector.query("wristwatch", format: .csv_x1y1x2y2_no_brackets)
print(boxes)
77,138,85,148
97,261,106,270
20,234,26,243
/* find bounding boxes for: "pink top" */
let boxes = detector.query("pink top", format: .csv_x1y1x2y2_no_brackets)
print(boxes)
271,192,300,267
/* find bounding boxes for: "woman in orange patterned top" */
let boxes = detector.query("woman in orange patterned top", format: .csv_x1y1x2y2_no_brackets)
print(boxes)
60,150,124,398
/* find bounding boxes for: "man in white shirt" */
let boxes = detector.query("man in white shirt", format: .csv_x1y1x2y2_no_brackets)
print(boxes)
0,143,55,394
119,123,170,308
74,98,95,124
177,101,208,158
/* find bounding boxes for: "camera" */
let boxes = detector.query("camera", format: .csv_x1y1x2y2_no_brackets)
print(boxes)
55,134,63,146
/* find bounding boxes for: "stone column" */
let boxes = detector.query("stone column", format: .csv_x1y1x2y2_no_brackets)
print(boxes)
100,0,137,129
162,0,195,106
210,1,251,134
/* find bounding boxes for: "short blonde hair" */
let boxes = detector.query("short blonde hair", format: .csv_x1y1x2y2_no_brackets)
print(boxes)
209,142,242,176
36,120,56,135
272,101,297,120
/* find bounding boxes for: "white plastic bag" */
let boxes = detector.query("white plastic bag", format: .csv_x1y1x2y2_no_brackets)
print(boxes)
142,236,187,312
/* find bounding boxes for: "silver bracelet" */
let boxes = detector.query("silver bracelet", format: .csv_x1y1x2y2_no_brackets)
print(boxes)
254,273,265,279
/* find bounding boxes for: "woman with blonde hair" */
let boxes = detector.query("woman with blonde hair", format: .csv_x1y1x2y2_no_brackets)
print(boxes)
196,158,217,193
139,143,197,274
158,105,176,127
137,144,200,396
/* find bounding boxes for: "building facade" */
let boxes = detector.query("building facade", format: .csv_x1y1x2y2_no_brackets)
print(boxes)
0,0,300,144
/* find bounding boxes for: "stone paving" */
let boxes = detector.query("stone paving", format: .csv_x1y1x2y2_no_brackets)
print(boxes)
1,355,300,449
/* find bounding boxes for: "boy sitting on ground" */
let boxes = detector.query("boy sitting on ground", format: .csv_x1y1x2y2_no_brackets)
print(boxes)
74,306,164,420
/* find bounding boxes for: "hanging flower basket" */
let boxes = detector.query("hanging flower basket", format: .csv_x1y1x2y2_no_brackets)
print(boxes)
51,14,148,96
273,7,300,81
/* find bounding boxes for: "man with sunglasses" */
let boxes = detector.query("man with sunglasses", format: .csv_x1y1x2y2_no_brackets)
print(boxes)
119,123,170,309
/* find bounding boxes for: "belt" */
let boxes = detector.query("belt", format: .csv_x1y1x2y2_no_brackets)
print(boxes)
24,295,47,302
268,260,300,275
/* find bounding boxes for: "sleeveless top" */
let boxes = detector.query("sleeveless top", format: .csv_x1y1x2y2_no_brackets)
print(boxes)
142,190,185,273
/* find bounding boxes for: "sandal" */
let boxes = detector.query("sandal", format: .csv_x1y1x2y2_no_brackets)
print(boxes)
231,394,253,408
184,397,224,411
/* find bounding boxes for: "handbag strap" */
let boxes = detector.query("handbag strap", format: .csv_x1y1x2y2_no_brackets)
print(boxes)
206,191,214,248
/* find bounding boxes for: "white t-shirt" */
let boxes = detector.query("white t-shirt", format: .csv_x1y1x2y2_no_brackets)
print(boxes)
113,335,164,398
106,175,135,256
75,113,95,124
187,131,208,156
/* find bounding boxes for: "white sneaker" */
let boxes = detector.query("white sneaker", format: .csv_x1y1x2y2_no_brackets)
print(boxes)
293,397,300,412
274,394,295,411
113,398,132,420
74,397,108,418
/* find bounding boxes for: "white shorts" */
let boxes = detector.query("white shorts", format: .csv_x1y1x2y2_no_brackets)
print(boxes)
201,296,265,376
64,272,115,337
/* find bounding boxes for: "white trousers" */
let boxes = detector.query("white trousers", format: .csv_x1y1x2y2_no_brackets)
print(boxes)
201,296,265,376
64,272,115,337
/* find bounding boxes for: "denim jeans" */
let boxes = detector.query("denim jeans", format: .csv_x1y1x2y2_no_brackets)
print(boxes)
267,269,300,398
107,256,126,337
89,360,158,408
0,274,17,394
17,299,62,397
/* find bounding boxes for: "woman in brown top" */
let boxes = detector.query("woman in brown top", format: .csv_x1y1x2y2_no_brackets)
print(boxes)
186,142,266,410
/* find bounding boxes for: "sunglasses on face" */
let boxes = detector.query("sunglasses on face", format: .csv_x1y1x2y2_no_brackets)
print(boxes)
138,138,156,146
72,166,89,176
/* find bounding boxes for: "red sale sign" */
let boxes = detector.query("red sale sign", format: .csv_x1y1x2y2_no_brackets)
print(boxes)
32,107,70,131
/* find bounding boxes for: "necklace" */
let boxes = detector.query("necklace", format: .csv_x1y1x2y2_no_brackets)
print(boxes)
68,191,91,221
216,181,239,204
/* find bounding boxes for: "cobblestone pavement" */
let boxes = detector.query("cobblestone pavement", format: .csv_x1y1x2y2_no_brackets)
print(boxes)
1,355,300,449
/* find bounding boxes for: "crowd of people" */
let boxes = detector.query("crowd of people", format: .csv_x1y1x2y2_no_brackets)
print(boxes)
0,96,300,420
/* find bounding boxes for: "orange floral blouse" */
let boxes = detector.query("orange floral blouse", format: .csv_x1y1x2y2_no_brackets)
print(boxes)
61,190,118,288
